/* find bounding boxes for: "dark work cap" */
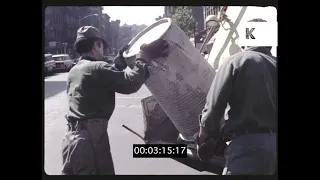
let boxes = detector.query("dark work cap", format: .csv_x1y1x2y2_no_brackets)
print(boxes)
74,26,108,48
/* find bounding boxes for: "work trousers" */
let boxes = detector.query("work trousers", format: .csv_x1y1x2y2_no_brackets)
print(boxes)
61,118,115,175
222,133,277,175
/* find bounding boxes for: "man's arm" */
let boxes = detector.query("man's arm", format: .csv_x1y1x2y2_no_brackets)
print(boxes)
102,56,126,71
112,45,130,71
113,55,127,71
200,59,236,137
95,39,167,94
94,58,150,95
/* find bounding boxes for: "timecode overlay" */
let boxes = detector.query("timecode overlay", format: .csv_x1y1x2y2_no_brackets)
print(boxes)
133,144,187,158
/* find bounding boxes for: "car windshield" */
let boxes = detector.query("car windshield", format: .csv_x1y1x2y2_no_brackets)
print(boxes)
45,56,53,62
53,56,64,61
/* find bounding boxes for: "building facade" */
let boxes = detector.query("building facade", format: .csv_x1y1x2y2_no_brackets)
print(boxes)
118,25,132,49
45,7,73,55
44,6,112,58
101,13,111,46
110,20,121,53
188,6,204,43
128,24,147,37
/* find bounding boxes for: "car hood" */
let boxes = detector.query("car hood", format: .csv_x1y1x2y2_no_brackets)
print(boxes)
45,60,55,64
55,61,65,63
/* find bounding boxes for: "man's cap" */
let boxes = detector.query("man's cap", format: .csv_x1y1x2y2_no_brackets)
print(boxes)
75,26,108,48
205,15,219,24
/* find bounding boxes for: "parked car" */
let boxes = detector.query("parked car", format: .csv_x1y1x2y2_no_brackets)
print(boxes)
44,54,56,75
52,54,73,72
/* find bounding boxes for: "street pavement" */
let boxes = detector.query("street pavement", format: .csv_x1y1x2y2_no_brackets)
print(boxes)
44,72,216,175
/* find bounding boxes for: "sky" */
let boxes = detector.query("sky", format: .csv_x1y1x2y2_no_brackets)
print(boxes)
103,6,164,26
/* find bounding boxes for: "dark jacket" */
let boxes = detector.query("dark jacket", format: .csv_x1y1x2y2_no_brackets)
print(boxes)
200,47,277,136
66,56,150,121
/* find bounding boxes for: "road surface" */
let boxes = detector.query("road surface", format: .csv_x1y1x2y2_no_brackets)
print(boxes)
44,72,217,175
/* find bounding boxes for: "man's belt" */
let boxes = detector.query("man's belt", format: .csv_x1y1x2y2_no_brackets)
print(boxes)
225,127,276,140
66,116,108,131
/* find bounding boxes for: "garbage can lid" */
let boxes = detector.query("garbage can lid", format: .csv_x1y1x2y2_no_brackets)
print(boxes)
123,18,172,58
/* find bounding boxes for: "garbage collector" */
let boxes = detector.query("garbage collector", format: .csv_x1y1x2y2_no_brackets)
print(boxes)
196,18,277,175
200,15,220,60
61,26,169,175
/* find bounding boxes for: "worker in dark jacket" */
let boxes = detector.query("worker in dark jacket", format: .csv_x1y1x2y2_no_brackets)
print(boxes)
197,44,277,175
62,26,168,175
196,18,277,175
196,17,277,174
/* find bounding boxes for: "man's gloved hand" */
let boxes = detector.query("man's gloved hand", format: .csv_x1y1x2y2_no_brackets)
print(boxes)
194,130,216,161
119,45,130,57
137,39,169,64
194,127,227,161
113,45,130,70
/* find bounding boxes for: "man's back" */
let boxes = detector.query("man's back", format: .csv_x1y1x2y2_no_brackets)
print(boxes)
66,59,116,121
224,47,277,133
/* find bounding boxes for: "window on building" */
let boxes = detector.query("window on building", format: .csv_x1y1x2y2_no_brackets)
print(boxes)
55,31,60,41
66,14,69,24
57,13,60,25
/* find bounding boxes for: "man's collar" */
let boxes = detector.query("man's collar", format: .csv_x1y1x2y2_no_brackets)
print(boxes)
80,56,98,61
245,46,272,56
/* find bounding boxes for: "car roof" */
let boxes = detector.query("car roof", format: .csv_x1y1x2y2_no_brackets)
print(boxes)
52,54,70,57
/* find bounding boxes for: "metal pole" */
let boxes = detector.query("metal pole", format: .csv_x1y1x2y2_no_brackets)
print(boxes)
99,16,102,33
194,22,196,47
199,24,217,53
